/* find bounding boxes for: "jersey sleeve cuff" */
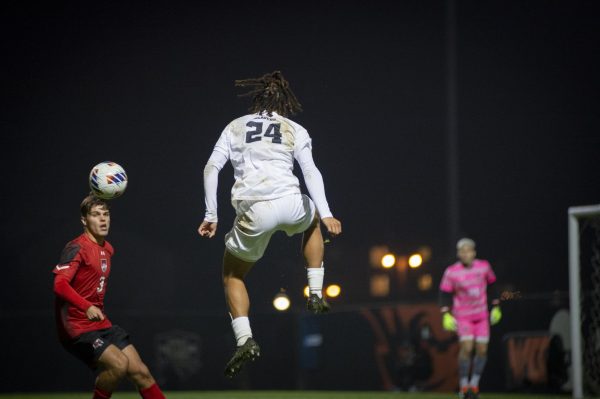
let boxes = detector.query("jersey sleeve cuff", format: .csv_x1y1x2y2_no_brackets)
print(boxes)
204,212,218,223
319,212,333,219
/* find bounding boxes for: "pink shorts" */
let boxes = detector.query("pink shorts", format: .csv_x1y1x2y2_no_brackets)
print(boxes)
457,317,490,343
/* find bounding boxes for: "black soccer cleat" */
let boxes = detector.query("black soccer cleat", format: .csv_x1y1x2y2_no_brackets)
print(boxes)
224,338,261,378
458,387,471,399
307,294,330,314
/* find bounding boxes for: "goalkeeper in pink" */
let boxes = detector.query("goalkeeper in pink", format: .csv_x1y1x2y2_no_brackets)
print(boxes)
439,238,502,399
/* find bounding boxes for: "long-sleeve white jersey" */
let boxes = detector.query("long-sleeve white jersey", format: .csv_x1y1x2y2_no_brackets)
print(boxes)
203,112,333,222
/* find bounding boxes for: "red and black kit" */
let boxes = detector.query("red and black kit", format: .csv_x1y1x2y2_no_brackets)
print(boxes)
53,233,114,339
53,233,130,366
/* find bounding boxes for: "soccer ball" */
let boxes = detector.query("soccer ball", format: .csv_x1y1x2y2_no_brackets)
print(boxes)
89,162,128,199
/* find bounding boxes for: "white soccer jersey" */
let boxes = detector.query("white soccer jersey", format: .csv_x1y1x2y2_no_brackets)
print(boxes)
213,112,309,200
204,112,332,222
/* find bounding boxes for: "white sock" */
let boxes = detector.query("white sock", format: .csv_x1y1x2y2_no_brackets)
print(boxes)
231,316,252,346
470,374,481,388
307,263,324,298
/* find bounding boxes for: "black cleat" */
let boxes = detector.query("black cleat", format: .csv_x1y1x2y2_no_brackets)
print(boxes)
458,387,471,399
224,338,260,378
307,294,330,314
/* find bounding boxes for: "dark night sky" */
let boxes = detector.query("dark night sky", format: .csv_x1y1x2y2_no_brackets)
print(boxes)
1,1,599,316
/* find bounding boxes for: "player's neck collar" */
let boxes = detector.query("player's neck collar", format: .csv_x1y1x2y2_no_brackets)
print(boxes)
83,231,106,247
258,111,279,117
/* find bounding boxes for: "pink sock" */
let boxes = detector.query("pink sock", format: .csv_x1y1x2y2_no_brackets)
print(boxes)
140,383,165,399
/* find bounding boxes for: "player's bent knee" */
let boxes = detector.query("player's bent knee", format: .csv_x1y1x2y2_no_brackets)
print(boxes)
128,361,153,384
136,361,151,375
102,355,129,380
99,347,129,377
112,354,129,376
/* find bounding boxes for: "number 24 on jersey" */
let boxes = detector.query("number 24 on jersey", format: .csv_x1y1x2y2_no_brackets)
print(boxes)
245,122,282,144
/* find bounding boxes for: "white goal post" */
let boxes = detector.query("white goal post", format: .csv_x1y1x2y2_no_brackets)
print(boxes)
569,204,600,399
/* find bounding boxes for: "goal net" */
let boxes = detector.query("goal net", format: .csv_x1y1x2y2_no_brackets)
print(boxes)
569,204,600,398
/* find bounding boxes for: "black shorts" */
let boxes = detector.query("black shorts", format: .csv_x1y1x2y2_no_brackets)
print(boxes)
61,325,131,369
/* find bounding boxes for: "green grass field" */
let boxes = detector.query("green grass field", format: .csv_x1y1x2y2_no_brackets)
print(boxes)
0,392,574,399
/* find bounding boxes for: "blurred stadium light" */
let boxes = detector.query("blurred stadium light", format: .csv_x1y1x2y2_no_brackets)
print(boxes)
408,253,423,268
326,284,341,298
273,291,291,311
381,254,396,268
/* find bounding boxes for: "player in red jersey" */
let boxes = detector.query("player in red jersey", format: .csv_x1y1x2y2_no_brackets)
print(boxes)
53,195,166,399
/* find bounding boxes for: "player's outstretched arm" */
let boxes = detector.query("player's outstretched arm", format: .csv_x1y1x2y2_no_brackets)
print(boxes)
201,147,228,235
295,143,341,237
198,220,218,238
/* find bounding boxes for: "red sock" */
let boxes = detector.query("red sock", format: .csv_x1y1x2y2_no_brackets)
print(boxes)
93,387,112,399
140,383,165,399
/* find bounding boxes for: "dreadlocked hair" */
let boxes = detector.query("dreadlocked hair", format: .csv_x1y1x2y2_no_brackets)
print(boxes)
235,71,302,117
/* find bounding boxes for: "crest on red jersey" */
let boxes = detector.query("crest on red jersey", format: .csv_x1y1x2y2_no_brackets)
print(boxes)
101,259,107,273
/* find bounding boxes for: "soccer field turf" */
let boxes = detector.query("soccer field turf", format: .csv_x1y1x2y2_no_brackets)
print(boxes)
0,392,573,399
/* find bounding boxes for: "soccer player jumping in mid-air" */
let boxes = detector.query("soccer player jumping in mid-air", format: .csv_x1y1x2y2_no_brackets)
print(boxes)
198,71,342,378
53,195,166,399
439,238,502,399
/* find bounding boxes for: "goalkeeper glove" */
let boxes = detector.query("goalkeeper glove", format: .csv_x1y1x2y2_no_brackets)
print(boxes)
490,305,502,325
442,312,457,331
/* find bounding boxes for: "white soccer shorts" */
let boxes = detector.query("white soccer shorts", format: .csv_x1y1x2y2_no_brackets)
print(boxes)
225,194,316,262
